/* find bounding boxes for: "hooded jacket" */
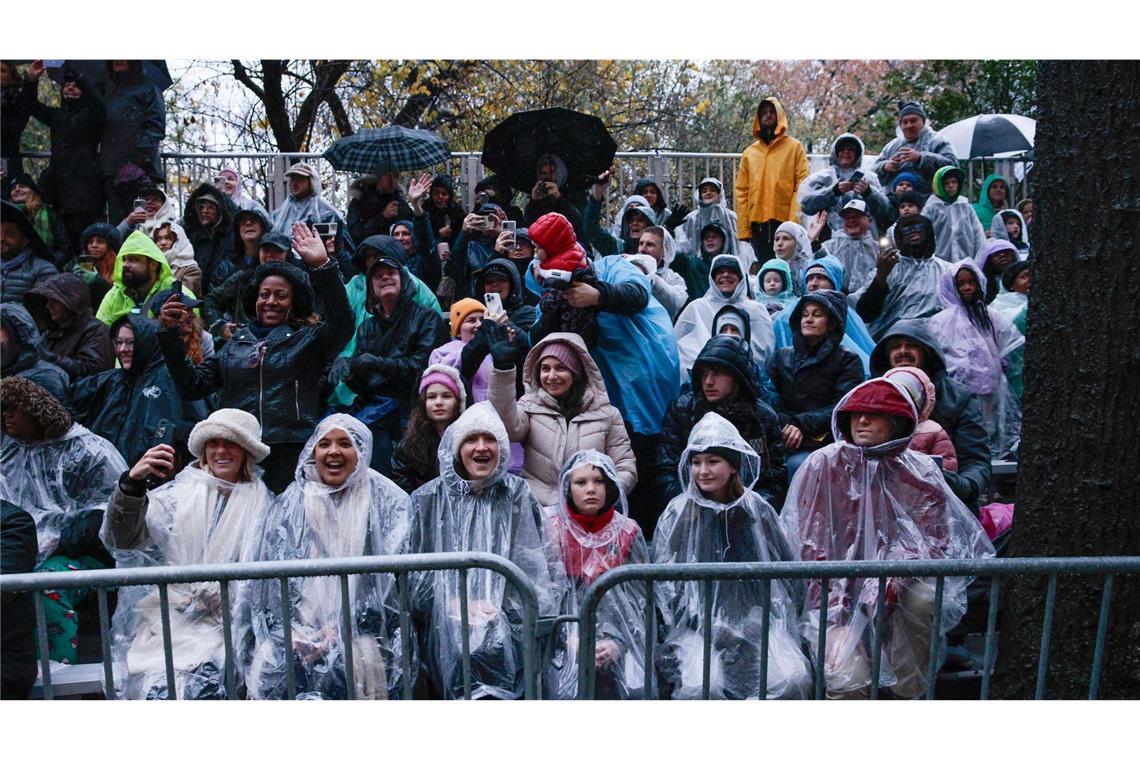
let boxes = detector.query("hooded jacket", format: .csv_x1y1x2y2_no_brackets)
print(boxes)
883,366,958,471
798,133,892,232
425,174,467,242
26,69,105,214
820,220,878,292
472,258,538,331
182,184,238,295
218,165,268,216
487,332,637,513
584,193,658,257
922,166,988,263
990,208,1031,254
657,335,787,506
0,376,127,564
669,218,753,301
674,253,774,382
344,254,450,414
772,221,813,297
244,415,413,700
76,222,122,305
652,412,811,700
1,302,71,402
71,314,208,464
546,450,651,699
975,238,1020,305
869,319,992,506
632,176,671,223
95,231,187,326
346,174,414,244
756,258,798,314
99,61,165,181
389,215,441,291
770,254,874,375
871,121,958,188
779,378,993,697
733,97,810,234
1,201,59,305
24,272,114,379
971,174,1010,231
408,402,562,700
853,214,954,340
766,290,864,445
675,177,741,259
159,260,352,445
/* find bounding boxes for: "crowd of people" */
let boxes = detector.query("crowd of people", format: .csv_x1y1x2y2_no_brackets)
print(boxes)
2,59,1029,700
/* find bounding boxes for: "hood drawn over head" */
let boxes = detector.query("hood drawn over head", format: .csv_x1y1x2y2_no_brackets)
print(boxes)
751,96,789,140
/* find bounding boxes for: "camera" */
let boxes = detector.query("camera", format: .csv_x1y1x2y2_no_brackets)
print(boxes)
313,222,337,238
473,191,491,207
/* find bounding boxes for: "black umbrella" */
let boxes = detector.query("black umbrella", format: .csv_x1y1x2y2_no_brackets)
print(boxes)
481,108,618,193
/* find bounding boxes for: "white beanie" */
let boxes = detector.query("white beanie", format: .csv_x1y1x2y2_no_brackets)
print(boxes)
188,408,271,463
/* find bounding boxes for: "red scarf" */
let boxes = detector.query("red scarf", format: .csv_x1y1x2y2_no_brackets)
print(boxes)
559,506,639,585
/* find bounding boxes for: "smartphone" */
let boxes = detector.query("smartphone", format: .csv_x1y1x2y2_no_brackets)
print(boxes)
501,220,517,250
850,170,864,183
145,419,177,489
133,197,147,212
483,292,503,316
171,279,183,298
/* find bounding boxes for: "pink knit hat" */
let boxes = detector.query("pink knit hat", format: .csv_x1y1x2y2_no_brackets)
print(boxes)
537,340,583,376
420,367,462,399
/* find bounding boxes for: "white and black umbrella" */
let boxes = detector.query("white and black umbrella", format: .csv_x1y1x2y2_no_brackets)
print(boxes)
938,114,1036,159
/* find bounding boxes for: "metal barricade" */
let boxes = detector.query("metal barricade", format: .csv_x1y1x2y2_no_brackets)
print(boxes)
1,551,541,701
576,556,1139,700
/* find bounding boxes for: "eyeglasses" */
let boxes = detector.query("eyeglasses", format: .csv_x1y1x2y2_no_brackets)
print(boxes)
113,339,135,349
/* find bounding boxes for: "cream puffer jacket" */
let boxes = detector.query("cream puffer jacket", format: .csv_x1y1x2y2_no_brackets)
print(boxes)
487,332,637,512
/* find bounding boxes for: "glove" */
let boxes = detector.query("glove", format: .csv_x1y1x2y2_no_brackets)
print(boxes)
477,319,508,346
489,340,520,370
345,355,387,396
664,204,690,232
72,264,101,284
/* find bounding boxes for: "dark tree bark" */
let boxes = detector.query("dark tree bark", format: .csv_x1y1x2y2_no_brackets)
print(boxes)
992,61,1140,699
230,60,353,151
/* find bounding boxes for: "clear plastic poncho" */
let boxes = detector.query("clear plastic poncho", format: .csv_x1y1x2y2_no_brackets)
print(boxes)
926,260,1024,457
820,230,877,292
546,450,651,700
922,195,987,263
674,254,775,382
779,379,995,698
773,221,813,297
0,423,126,563
651,413,812,699
851,253,954,341
102,464,272,699
244,415,414,699
409,402,562,699
675,177,745,262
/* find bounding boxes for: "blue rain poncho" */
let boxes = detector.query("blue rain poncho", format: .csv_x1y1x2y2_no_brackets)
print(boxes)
780,378,994,698
409,402,562,699
546,450,651,699
755,258,798,315
244,414,414,699
102,462,272,700
652,412,812,699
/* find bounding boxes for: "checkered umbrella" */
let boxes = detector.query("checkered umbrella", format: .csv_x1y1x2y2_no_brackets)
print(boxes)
323,126,451,173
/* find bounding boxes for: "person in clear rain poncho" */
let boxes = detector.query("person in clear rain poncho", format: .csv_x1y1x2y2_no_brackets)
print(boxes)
926,259,1024,458
101,408,273,699
651,412,812,700
674,177,743,261
0,375,127,663
546,450,651,700
409,402,562,700
779,378,994,698
922,166,987,263
798,133,892,234
243,414,414,700
674,253,774,383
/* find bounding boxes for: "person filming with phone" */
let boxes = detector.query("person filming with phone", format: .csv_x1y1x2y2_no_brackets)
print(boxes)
523,154,585,240
798,133,892,234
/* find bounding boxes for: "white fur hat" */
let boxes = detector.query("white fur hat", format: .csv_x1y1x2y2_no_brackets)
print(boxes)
188,408,271,463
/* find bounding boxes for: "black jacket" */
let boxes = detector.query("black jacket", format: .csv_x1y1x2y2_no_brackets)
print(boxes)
523,194,585,241
27,72,105,214
472,258,538,332
159,262,353,444
658,336,788,507
1,81,34,181
766,291,864,444
425,175,467,246
182,184,239,295
1,501,38,700
25,272,114,379
202,266,258,340
343,257,449,414
99,63,165,181
0,302,70,403
869,318,992,507
71,314,208,464
346,176,414,244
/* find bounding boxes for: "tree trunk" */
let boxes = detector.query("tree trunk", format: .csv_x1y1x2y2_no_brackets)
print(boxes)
992,61,1140,699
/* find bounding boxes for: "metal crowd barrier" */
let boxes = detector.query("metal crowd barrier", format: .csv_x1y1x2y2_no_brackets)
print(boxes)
576,556,1139,700
1,551,540,701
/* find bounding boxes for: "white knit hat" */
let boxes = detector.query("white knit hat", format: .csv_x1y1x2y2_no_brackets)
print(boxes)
188,408,271,463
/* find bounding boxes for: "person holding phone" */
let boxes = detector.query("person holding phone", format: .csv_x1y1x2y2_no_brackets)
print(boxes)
102,408,272,699
798,133,893,234
347,168,413,245
523,154,586,240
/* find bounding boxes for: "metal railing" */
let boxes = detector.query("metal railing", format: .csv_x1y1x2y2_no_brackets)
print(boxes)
18,149,1031,224
576,556,1138,700
1,551,540,701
